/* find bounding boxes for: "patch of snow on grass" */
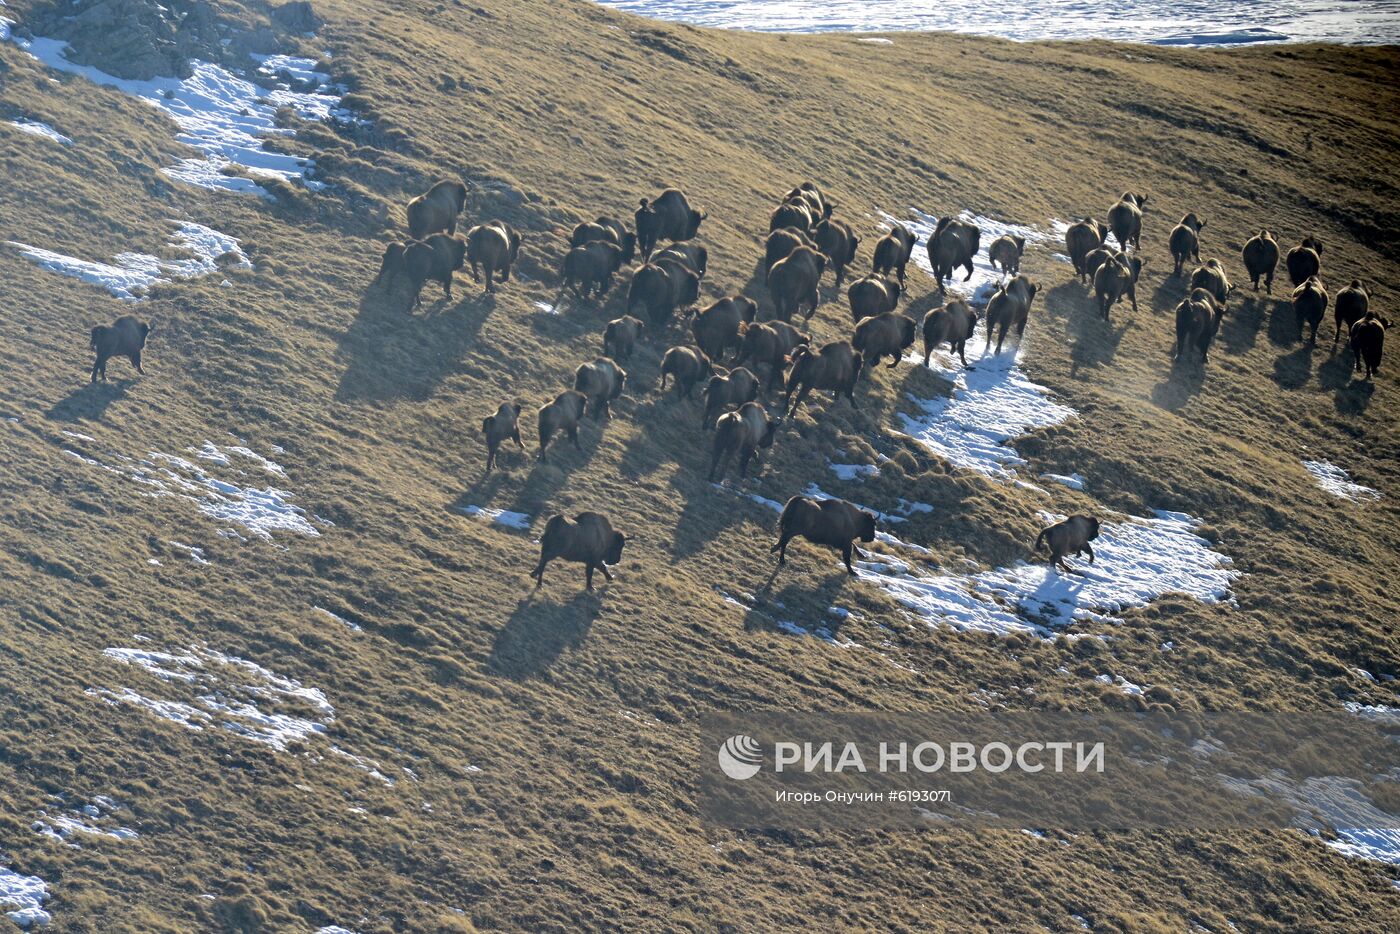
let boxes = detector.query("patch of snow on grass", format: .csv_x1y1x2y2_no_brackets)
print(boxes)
828,462,879,481
7,221,248,301
32,797,137,846
1303,461,1380,501
314,606,361,632
0,865,50,929
10,119,70,144
460,505,532,530
886,208,1053,307
857,511,1236,636
1042,472,1086,490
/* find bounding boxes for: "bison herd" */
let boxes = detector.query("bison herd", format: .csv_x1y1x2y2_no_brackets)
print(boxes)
80,172,1391,593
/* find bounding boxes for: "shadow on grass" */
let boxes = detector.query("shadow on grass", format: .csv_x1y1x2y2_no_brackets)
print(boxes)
1319,351,1377,414
1219,295,1268,355
46,380,132,422
488,590,601,679
745,574,855,634
1151,360,1206,411
1272,342,1316,390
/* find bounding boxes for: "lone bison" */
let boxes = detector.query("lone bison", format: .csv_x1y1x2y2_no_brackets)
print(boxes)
531,512,626,590
772,495,877,575
1034,515,1100,573
709,400,780,480
466,221,522,292
481,402,523,473
853,311,916,373
984,275,1039,355
90,316,153,383
872,223,917,286
1168,213,1204,277
783,340,862,417
574,357,628,420
407,179,468,240
847,273,902,323
921,300,978,368
1242,229,1280,294
1107,193,1147,252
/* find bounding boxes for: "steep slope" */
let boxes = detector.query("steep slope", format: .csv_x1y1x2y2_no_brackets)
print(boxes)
0,0,1398,930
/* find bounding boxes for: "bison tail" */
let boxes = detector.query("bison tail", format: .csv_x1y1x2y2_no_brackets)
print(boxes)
89,326,103,351
1033,530,1047,554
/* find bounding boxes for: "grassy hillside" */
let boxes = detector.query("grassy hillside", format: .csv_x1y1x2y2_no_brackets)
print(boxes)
1,0,1398,930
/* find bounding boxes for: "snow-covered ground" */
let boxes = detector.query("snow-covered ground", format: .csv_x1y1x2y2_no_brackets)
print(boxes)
592,0,1400,45
460,505,532,530
857,511,1237,636
0,865,50,929
61,438,322,540
9,118,70,144
32,796,138,847
9,32,356,195
1303,460,1381,502
888,208,1057,308
8,221,248,302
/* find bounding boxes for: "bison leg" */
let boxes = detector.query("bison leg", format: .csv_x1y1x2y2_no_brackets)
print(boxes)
1128,284,1139,314
91,353,108,383
129,350,144,375
513,428,524,450
500,261,512,283
599,562,614,583
532,554,552,587
569,424,582,450
962,257,975,282
737,446,754,479
1265,272,1273,296
708,446,728,482
841,543,855,575
585,563,595,591
885,355,899,369
771,531,794,565
484,267,495,294
1085,543,1095,564
469,262,481,283
955,341,970,369
485,441,497,473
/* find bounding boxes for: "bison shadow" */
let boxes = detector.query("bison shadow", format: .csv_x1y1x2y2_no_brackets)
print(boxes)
1219,296,1267,355
1043,282,1130,378
335,282,495,403
1266,299,1301,348
1271,343,1316,390
1319,352,1376,414
505,426,604,519
1151,361,1206,411
745,579,853,636
487,591,601,679
46,380,132,422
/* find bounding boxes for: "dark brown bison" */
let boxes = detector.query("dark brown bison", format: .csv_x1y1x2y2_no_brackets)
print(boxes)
987,234,1026,275
574,357,628,420
764,226,816,272
772,495,877,575
628,257,701,329
373,241,407,287
768,245,826,322
570,216,637,263
1173,288,1225,367
1094,253,1143,320
635,188,705,259
701,366,760,429
783,340,862,417
603,315,645,362
692,296,757,362
1107,193,1147,252
1188,258,1232,307
1034,514,1100,573
812,217,859,288
709,400,780,480
406,179,468,240
658,345,713,399
1083,246,1119,282
89,315,153,383
853,311,916,372
847,273,902,323
1286,236,1323,287
927,215,980,291
921,300,978,368
559,240,623,301
1350,312,1390,379
984,275,1040,355
401,233,467,307
735,320,811,393
466,221,522,292
769,200,815,234
872,223,917,286
531,512,626,590
481,402,523,473
655,241,709,279
784,182,834,221
1242,229,1280,294
1334,280,1370,346
1168,213,1204,276
1292,275,1328,344
1066,217,1109,282
537,390,587,462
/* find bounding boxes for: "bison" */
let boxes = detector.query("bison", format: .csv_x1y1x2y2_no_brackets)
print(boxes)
466,221,522,292
783,340,862,417
764,226,816,272
401,233,467,307
768,245,826,322
1173,288,1225,367
603,315,646,362
709,400,780,480
89,315,153,383
812,217,859,288
559,240,623,301
847,273,901,323
1066,217,1109,282
984,275,1040,355
570,216,637,263
1350,312,1390,379
1168,213,1204,277
574,357,628,420
655,242,708,279
769,200,815,234
531,512,626,590
658,345,713,399
1286,236,1323,287
1082,246,1119,282
987,234,1026,275
872,223,917,286
628,257,701,330
636,188,705,259
701,366,760,430
1242,229,1280,294
921,300,978,368
735,320,810,394
1188,258,1232,308
772,495,877,575
406,179,468,240
481,402,523,473
784,182,834,221
1292,275,1328,344
1034,515,1100,573
537,390,587,462
1094,253,1143,321
1107,193,1147,252
692,296,757,363
1333,279,1370,346
927,215,980,291
853,311,916,373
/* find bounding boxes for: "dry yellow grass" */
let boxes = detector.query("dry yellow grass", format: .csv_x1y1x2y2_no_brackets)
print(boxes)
0,0,1398,930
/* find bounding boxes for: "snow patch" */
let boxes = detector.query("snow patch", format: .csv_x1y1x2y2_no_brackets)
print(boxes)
32,797,137,846
460,505,532,530
8,221,249,302
313,606,361,632
0,865,49,929
885,208,1053,307
1042,472,1086,490
828,462,880,481
10,119,70,144
1303,461,1380,502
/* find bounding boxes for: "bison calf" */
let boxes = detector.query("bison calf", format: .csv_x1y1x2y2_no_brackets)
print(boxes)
531,512,626,590
987,234,1027,275
1034,515,1100,573
90,316,153,383
772,495,877,575
709,401,780,480
482,402,524,473
603,315,645,362
537,390,587,462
